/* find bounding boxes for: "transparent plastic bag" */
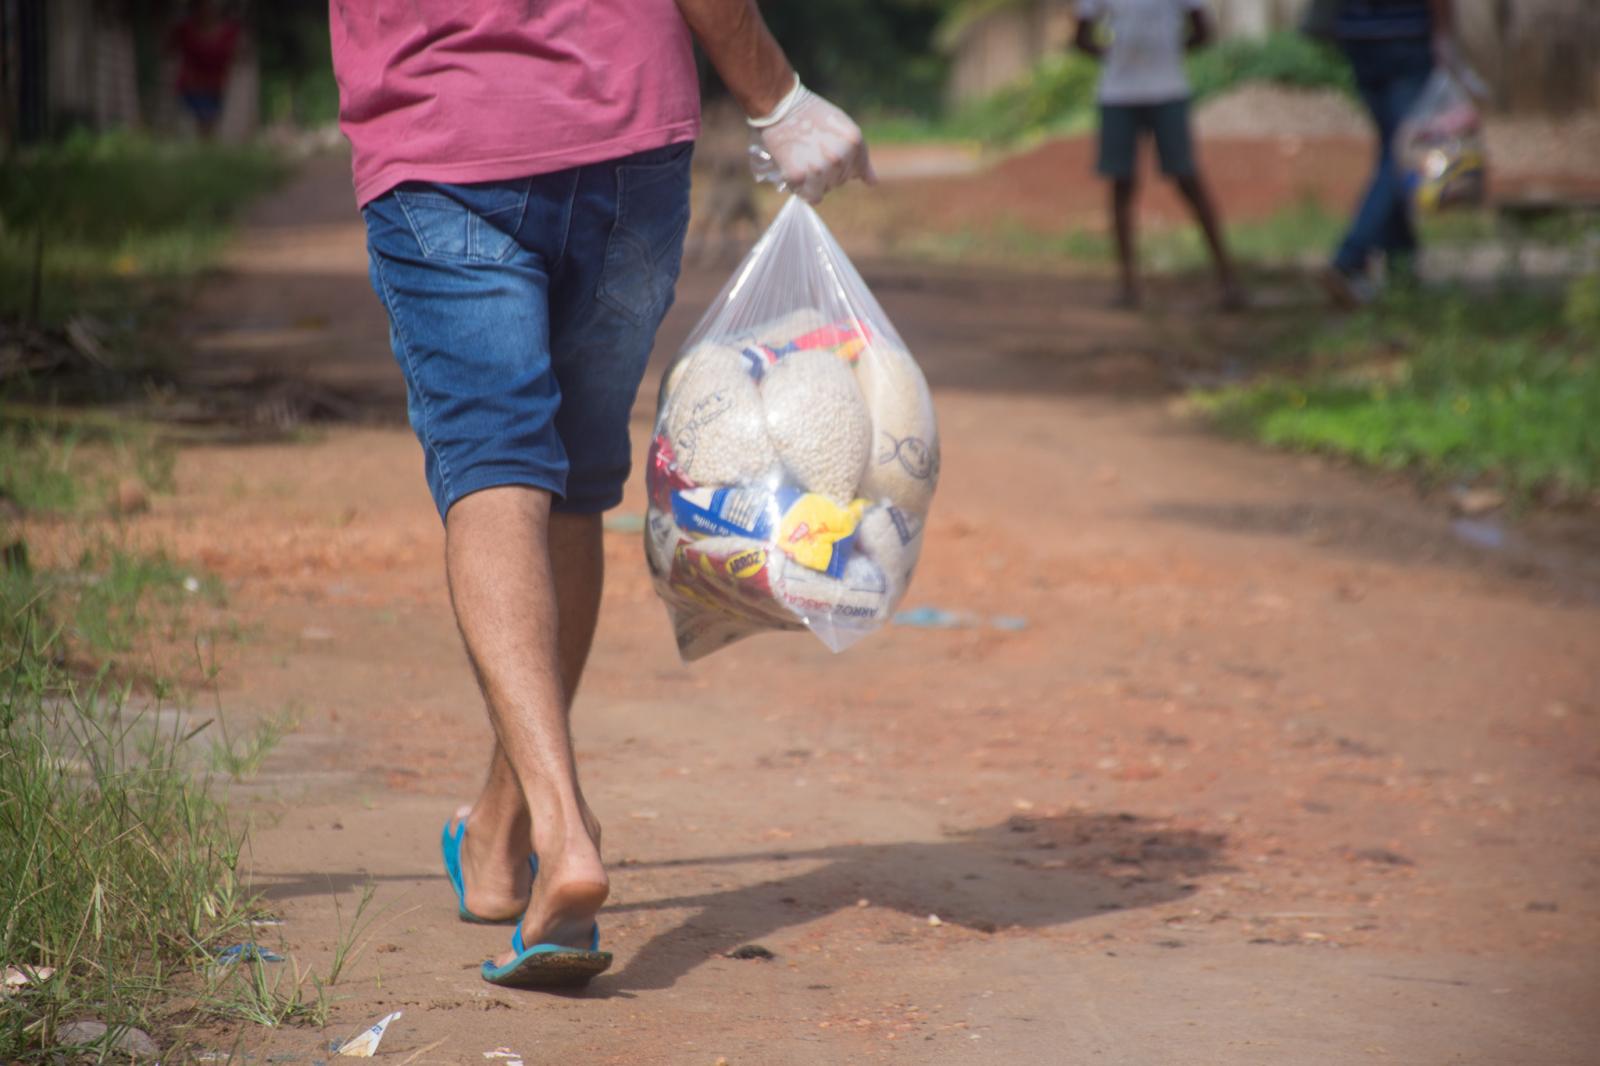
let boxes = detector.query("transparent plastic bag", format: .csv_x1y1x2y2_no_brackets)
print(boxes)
1397,62,1489,212
646,197,939,661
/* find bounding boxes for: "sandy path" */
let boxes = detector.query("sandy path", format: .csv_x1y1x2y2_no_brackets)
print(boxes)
144,151,1600,1064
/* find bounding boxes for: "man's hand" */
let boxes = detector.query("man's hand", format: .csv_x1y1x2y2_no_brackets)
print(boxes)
749,78,875,204
676,0,875,203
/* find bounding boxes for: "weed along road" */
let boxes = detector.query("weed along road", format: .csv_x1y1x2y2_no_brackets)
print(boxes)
146,153,1600,1064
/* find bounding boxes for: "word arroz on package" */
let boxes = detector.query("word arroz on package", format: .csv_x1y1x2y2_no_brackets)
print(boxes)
647,198,939,660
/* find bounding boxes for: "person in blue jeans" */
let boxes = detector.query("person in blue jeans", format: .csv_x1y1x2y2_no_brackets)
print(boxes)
1321,0,1457,307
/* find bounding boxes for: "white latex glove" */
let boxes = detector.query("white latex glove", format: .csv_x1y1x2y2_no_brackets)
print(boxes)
748,77,876,205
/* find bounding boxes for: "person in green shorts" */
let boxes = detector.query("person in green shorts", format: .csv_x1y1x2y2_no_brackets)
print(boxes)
1074,0,1243,310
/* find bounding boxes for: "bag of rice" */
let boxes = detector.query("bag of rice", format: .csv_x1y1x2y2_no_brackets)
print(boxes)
647,197,939,660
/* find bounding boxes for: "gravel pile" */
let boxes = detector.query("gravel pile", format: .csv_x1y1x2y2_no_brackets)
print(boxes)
1194,85,1370,139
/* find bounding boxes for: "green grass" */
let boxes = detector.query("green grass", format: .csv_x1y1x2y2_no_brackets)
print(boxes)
1186,31,1353,101
1144,196,1515,272
258,14,341,128
0,410,224,695
199,954,330,1030
1195,280,1600,502
64,545,225,656
197,880,379,1032
323,883,379,988
896,199,1343,272
0,409,175,516
208,707,297,780
0,424,84,513
892,198,1595,278
0,549,351,1059
949,53,1102,146
0,589,255,1059
0,133,286,328
0,415,333,1061
925,31,1354,148
897,216,1110,268
860,114,983,146
1144,197,1344,273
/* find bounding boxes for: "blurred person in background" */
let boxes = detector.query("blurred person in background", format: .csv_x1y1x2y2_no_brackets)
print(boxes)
1074,0,1243,311
1319,0,1457,307
332,0,873,990
169,0,241,140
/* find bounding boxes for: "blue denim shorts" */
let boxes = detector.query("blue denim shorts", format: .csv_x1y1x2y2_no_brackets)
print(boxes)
362,141,693,521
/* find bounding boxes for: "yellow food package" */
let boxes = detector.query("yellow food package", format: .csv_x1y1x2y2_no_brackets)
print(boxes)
776,493,866,574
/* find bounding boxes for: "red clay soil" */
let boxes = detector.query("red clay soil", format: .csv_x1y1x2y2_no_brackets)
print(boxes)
41,148,1599,1064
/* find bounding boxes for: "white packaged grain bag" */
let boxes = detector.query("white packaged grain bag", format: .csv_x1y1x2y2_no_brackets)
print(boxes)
646,197,939,660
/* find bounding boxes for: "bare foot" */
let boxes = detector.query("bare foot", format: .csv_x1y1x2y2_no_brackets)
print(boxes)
457,805,533,922
492,815,608,965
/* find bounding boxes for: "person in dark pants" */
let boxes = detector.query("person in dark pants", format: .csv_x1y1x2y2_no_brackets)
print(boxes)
1320,0,1457,307
1074,0,1243,311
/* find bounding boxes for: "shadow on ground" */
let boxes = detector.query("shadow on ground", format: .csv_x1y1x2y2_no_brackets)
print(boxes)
1146,498,1600,603
249,812,1229,993
601,812,1229,992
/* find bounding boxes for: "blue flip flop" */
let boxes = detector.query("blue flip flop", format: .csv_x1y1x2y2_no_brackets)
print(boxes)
481,920,612,989
441,820,538,926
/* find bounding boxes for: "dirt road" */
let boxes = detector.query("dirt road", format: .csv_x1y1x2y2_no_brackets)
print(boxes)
150,150,1600,1064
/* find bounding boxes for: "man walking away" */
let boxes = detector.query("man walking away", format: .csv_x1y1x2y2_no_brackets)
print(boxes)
332,0,874,990
1074,0,1243,310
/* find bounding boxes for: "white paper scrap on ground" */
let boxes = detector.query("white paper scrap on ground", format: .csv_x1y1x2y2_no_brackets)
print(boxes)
337,1010,402,1057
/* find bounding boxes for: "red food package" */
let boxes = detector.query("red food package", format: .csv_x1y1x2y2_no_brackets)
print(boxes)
647,433,696,511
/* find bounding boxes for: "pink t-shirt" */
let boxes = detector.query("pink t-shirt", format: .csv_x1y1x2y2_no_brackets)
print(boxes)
331,0,701,206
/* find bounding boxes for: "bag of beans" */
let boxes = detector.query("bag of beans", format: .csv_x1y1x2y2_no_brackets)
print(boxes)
647,198,938,660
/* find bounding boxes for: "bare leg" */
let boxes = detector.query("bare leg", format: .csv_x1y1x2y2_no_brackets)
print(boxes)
1111,178,1139,308
1174,173,1244,309
452,750,532,922
454,508,604,920
446,487,607,959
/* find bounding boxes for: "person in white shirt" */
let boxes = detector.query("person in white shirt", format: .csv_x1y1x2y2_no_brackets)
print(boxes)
1074,0,1242,310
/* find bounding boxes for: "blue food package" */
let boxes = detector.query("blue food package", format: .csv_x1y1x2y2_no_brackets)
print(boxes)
674,486,865,578
671,486,783,540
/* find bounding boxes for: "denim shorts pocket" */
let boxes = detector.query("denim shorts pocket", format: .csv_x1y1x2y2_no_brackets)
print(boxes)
392,180,530,263
596,142,693,323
